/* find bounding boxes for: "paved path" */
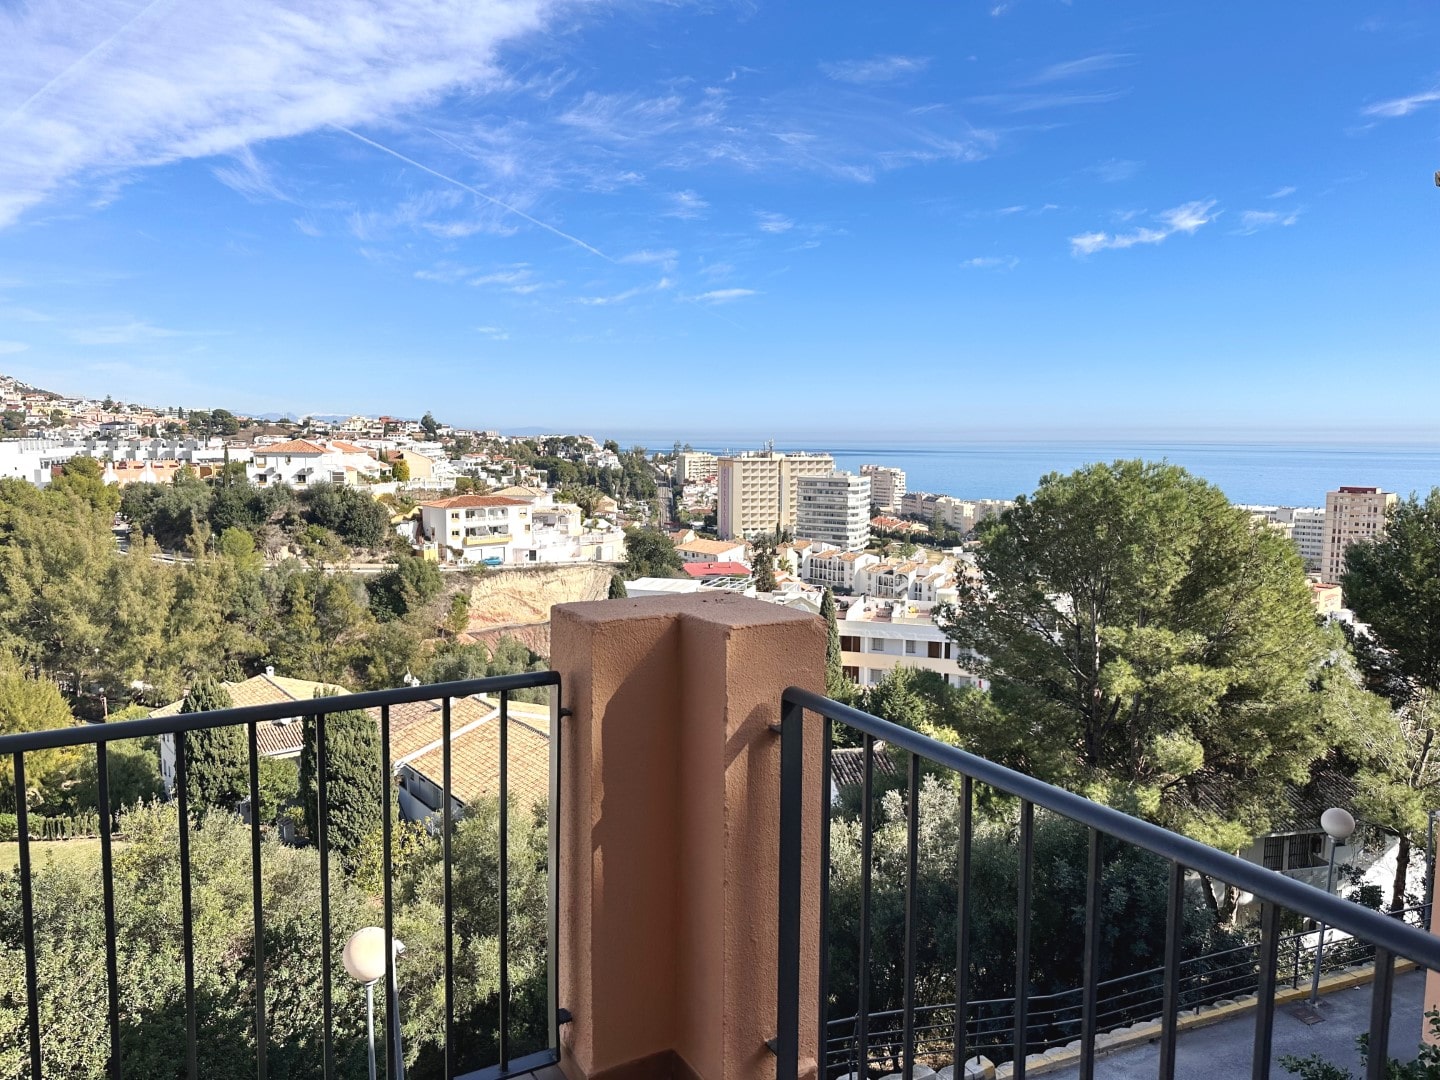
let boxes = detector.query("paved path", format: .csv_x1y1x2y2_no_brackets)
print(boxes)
1042,969,1425,1080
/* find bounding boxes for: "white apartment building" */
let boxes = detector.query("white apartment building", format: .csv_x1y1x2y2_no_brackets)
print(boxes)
675,451,719,483
1322,486,1398,585
677,537,749,564
803,549,879,591
247,439,384,488
838,598,983,690
716,451,835,540
420,494,533,565
0,439,90,486
860,465,907,512
796,471,871,551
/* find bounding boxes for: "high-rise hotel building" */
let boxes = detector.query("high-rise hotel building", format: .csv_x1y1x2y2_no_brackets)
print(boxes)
860,464,906,513
716,451,834,539
796,471,872,551
1321,486,1397,585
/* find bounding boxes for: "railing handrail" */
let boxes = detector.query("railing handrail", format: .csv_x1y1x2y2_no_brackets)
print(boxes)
0,671,562,753
783,685,1440,975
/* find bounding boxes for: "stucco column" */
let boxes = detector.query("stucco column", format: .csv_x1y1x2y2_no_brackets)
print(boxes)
551,594,826,1080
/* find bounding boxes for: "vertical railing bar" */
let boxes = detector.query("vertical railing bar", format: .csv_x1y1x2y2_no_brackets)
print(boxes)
1250,900,1281,1080
176,737,198,1080
443,696,454,1079
1158,860,1185,1079
248,722,267,1080
1366,948,1394,1080
1078,828,1103,1080
954,774,973,1075
818,715,832,1074
14,753,40,1080
1013,800,1033,1080
382,703,398,1079
499,691,511,1070
316,715,334,1080
901,751,921,1080
97,741,122,1080
856,734,875,1080
776,696,803,1080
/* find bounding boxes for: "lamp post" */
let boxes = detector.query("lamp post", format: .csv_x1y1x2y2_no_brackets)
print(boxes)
344,927,407,1080
1308,807,1357,1007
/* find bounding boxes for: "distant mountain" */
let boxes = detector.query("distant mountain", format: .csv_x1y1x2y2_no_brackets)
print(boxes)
250,412,352,423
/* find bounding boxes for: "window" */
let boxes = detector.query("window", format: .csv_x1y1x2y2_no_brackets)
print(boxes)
869,638,885,652
1287,833,1325,869
840,635,860,652
1263,836,1284,870
927,641,943,659
904,640,917,655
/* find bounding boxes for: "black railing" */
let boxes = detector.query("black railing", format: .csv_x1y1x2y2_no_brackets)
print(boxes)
775,688,1440,1080
0,672,563,1080
823,907,1429,1074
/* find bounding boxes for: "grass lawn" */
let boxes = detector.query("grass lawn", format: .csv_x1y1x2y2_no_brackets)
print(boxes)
0,838,127,873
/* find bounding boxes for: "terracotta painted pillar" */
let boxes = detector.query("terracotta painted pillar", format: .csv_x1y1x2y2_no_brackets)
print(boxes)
551,594,826,1080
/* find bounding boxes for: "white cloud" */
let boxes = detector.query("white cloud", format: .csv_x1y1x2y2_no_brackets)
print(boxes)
756,211,794,234
1024,53,1132,85
687,288,757,304
293,217,322,237
1267,185,1297,199
575,277,673,306
662,190,709,219
619,248,678,270
1361,88,1440,118
961,256,1018,270
967,90,1127,113
211,145,288,203
1234,208,1300,235
820,55,929,85
475,325,509,340
66,320,188,345
414,261,479,284
1069,199,1218,255
0,0,560,228
0,341,29,355
1087,158,1141,183
468,266,532,287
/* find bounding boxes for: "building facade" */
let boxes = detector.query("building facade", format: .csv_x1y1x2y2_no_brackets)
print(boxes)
838,597,983,690
716,451,835,540
860,465,906,513
675,451,719,483
1321,486,1397,585
795,471,871,551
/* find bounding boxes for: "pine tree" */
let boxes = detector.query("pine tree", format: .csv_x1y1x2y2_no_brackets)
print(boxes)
181,676,247,811
300,697,383,861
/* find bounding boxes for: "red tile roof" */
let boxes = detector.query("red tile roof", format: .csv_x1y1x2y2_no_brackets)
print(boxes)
257,439,329,454
421,495,531,509
681,561,752,577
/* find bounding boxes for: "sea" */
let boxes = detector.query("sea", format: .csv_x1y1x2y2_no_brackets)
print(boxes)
663,440,1440,508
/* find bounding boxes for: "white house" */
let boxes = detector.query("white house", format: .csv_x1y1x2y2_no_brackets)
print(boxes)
419,494,533,565
247,439,385,488
677,537,749,565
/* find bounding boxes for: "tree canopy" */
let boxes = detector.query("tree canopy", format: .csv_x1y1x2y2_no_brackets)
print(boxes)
941,460,1334,848
621,527,682,580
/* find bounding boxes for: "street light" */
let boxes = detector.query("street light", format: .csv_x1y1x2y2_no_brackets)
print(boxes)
344,927,407,1080
1308,807,1357,1007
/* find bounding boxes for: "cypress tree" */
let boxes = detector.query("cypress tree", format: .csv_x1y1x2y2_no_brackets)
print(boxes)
300,696,383,861
820,587,849,701
181,676,247,811
608,573,628,600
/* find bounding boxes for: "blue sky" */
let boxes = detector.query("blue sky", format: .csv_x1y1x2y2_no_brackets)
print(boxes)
0,0,1437,440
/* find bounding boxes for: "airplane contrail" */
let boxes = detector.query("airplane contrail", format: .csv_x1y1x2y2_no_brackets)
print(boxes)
334,125,612,262
1,0,177,131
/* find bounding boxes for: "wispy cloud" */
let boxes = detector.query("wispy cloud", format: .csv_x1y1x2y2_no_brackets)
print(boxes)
475,325,509,341
66,320,191,345
0,0,561,229
756,211,794,233
820,55,929,85
1024,53,1132,85
1234,208,1300,235
663,190,709,219
1361,87,1440,118
961,256,1019,270
0,341,30,355
619,248,679,270
687,288,757,304
469,266,536,290
211,146,289,203
414,261,479,285
1087,158,1141,183
967,90,1127,113
575,277,673,306
293,217,323,237
1267,185,1297,199
1069,199,1218,255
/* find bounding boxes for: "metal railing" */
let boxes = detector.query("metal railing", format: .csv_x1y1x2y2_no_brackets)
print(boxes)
824,907,1428,1074
775,688,1440,1080
0,672,563,1080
